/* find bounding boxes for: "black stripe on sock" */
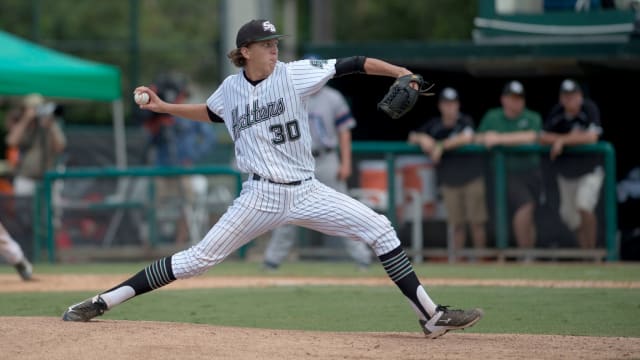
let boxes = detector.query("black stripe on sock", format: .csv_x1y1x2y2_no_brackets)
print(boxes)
103,256,176,296
378,245,403,262
380,250,412,282
145,257,175,289
379,246,430,319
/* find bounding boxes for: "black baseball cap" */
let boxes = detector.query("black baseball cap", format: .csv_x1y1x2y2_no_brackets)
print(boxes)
502,80,525,97
439,87,459,101
236,19,286,48
560,79,582,94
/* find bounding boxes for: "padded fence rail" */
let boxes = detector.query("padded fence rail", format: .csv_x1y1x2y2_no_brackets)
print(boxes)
39,166,242,263
350,141,617,261
38,142,617,263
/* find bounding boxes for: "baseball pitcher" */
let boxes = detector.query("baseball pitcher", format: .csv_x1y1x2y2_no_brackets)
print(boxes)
62,19,482,339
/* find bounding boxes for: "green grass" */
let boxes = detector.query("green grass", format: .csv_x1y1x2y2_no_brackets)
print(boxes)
3,260,640,281
2,286,640,337
2,261,639,337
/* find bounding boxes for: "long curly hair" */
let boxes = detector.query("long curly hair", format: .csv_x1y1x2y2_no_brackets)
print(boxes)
227,48,246,68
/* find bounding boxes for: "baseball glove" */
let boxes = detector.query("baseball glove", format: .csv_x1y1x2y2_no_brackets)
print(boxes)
377,74,435,119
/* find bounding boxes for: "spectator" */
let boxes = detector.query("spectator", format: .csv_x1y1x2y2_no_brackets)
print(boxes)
408,87,488,261
141,72,193,167
147,114,217,170
141,73,217,245
262,84,372,270
476,81,543,256
5,93,66,196
0,220,32,280
539,79,603,249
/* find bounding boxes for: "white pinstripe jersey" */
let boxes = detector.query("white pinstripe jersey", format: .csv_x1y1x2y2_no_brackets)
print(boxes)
207,59,337,183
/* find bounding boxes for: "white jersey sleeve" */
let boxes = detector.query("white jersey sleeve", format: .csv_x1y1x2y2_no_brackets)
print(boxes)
287,59,337,98
206,78,228,120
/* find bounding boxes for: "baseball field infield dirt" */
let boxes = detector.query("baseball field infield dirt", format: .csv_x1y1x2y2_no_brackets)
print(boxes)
1,274,639,359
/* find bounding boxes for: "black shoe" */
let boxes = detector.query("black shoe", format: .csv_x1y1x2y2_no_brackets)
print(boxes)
14,259,32,281
419,305,484,339
262,261,280,271
62,296,108,322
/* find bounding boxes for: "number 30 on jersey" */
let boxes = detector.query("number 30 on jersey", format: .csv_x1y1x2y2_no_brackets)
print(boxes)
270,120,300,145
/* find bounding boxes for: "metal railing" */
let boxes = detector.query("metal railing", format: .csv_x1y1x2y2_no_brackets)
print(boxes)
39,166,242,262
37,141,617,262
351,141,617,261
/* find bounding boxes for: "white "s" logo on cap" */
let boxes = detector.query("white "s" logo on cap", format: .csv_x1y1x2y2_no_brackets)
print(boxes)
262,21,276,33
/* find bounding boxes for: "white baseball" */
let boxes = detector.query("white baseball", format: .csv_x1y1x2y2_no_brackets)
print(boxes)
134,92,149,105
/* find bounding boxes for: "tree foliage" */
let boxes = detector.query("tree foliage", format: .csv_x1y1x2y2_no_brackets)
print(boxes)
0,0,222,123
0,0,477,124
333,0,477,42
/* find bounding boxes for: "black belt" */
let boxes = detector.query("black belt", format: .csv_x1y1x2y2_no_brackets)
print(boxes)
252,174,312,186
312,147,334,157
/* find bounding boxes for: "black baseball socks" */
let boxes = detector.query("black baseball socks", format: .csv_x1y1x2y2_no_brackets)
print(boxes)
379,246,437,320
99,256,176,309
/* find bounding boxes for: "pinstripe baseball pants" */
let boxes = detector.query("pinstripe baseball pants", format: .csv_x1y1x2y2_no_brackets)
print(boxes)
172,177,399,278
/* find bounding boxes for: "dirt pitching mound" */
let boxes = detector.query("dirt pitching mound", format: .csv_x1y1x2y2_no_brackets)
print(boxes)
2,317,638,360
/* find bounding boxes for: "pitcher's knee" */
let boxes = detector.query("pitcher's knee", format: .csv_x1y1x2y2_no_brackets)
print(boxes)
368,229,401,256
171,247,226,279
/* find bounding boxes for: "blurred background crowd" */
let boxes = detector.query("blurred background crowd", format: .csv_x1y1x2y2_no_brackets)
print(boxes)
1,0,639,265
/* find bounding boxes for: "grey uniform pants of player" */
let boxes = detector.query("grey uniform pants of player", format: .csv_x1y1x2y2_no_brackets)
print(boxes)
263,152,372,267
171,167,394,279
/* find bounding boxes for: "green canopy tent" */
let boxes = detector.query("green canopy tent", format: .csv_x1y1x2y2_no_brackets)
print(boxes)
0,30,127,168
